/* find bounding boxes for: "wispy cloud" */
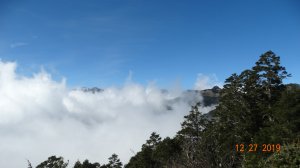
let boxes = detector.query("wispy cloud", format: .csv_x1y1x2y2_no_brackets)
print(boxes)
10,42,28,48
194,73,223,90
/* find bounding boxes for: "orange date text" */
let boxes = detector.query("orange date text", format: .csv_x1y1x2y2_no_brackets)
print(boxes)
235,144,280,153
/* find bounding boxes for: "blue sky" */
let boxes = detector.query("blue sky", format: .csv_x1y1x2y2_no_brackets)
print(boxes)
1,0,299,88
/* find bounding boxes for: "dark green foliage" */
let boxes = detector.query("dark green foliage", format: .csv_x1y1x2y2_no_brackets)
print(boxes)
177,103,212,167
125,135,183,168
29,51,300,168
125,132,163,168
126,51,299,168
253,51,290,107
275,84,300,139
106,154,122,168
73,160,101,168
262,141,300,167
73,161,81,168
34,154,123,168
208,51,293,166
142,132,162,150
125,149,158,168
152,137,182,166
36,156,68,168
178,102,209,139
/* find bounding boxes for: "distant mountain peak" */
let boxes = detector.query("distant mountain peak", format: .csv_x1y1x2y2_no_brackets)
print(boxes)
212,86,221,92
81,87,103,93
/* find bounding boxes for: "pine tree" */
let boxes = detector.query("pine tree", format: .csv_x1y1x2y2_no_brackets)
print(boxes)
106,154,122,168
125,133,163,168
177,102,210,168
252,51,290,108
142,132,162,150
153,137,183,167
213,51,291,167
178,102,209,139
73,160,101,168
36,156,68,168
73,160,82,168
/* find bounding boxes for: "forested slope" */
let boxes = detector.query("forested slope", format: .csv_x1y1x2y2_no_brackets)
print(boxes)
125,51,300,168
30,51,300,168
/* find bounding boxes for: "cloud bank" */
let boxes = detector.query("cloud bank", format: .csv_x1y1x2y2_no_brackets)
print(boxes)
0,61,218,167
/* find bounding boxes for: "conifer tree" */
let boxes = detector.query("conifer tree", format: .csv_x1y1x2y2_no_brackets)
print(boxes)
142,132,162,150
36,156,68,168
177,102,210,167
107,154,122,168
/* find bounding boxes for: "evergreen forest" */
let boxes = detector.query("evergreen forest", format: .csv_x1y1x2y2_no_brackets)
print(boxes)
28,51,300,168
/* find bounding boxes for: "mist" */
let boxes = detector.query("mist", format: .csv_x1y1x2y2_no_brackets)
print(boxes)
0,61,218,167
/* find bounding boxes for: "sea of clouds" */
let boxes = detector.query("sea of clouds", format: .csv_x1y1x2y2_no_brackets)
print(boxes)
0,61,220,167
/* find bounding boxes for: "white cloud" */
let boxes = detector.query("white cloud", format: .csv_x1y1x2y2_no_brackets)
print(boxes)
194,73,222,90
10,42,28,48
0,61,219,167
